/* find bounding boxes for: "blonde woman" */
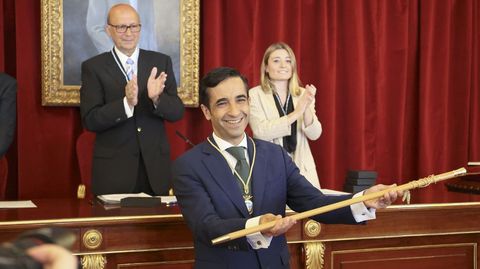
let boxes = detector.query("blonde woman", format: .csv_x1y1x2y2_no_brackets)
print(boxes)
249,42,322,189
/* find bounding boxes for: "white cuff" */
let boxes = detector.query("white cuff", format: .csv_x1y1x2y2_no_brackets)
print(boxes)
350,191,376,222
123,97,134,118
245,216,273,249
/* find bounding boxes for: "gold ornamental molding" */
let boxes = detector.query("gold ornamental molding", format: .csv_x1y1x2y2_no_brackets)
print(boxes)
178,0,200,107
81,254,107,269
0,213,183,227
41,0,75,105
304,220,322,238
77,184,86,199
304,242,325,269
40,0,200,107
83,229,103,250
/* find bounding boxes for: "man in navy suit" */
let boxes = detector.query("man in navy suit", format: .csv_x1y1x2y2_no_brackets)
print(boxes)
80,4,184,195
172,67,402,269
0,73,16,158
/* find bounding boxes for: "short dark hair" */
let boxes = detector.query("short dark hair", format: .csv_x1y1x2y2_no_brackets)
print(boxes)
199,67,249,108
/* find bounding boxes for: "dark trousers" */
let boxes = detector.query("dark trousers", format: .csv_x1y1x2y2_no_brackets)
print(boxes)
133,153,154,195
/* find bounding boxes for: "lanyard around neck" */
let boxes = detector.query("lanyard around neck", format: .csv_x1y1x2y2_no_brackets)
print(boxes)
207,137,256,197
273,91,291,116
111,48,131,82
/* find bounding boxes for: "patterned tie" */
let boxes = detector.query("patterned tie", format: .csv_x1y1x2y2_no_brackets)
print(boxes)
226,146,253,214
126,58,134,80
226,146,249,184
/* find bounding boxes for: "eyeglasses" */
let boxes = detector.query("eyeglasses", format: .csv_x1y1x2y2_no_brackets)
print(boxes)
108,23,142,33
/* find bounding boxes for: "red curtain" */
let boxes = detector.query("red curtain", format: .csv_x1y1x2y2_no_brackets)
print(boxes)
2,0,479,203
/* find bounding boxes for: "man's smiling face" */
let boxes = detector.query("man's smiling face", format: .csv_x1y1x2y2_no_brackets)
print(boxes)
200,76,250,146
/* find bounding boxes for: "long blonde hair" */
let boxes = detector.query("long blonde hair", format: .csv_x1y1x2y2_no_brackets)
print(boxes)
260,42,302,96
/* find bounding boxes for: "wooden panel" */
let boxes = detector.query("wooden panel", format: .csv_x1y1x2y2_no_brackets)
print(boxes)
301,203,480,269
118,264,194,269
332,244,475,269
112,249,194,269
313,204,480,242
288,244,305,269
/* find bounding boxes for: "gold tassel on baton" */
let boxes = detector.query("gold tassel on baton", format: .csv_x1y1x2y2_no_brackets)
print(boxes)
211,167,467,245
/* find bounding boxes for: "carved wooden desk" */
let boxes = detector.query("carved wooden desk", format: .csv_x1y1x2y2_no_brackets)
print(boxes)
0,199,193,269
0,199,479,269
300,202,480,269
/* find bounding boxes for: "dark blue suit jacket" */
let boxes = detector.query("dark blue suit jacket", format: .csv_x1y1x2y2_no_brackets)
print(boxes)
173,137,358,269
0,73,16,157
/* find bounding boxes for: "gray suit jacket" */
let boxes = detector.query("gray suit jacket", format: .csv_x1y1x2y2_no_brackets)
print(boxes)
80,49,184,195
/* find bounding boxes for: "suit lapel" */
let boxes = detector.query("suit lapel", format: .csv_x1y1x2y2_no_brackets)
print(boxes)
262,90,281,121
249,138,267,215
202,140,250,217
105,53,128,89
137,50,150,93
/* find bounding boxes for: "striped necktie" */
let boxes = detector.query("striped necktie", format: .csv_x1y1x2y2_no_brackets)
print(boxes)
126,58,134,80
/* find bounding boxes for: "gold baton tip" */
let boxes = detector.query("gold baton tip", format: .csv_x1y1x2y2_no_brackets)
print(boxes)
212,235,231,245
455,168,467,176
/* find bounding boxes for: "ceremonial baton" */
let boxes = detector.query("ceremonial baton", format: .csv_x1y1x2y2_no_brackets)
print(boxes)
212,167,467,245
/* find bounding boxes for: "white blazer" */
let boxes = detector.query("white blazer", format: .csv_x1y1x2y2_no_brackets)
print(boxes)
249,85,322,189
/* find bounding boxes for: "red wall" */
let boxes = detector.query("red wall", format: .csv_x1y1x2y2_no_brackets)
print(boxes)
1,0,479,203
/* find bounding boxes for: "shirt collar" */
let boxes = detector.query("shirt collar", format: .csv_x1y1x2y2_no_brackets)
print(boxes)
114,46,140,66
212,132,248,152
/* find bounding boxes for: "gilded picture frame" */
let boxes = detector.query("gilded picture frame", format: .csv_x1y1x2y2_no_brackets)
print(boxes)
40,0,199,107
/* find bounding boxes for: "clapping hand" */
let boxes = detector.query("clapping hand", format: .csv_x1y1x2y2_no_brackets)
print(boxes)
147,67,167,106
298,84,317,125
296,84,316,112
125,75,138,108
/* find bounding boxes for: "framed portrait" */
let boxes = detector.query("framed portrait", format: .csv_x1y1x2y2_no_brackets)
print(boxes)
40,0,199,107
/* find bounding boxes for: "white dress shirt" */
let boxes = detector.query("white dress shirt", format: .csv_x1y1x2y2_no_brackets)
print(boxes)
114,46,139,117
